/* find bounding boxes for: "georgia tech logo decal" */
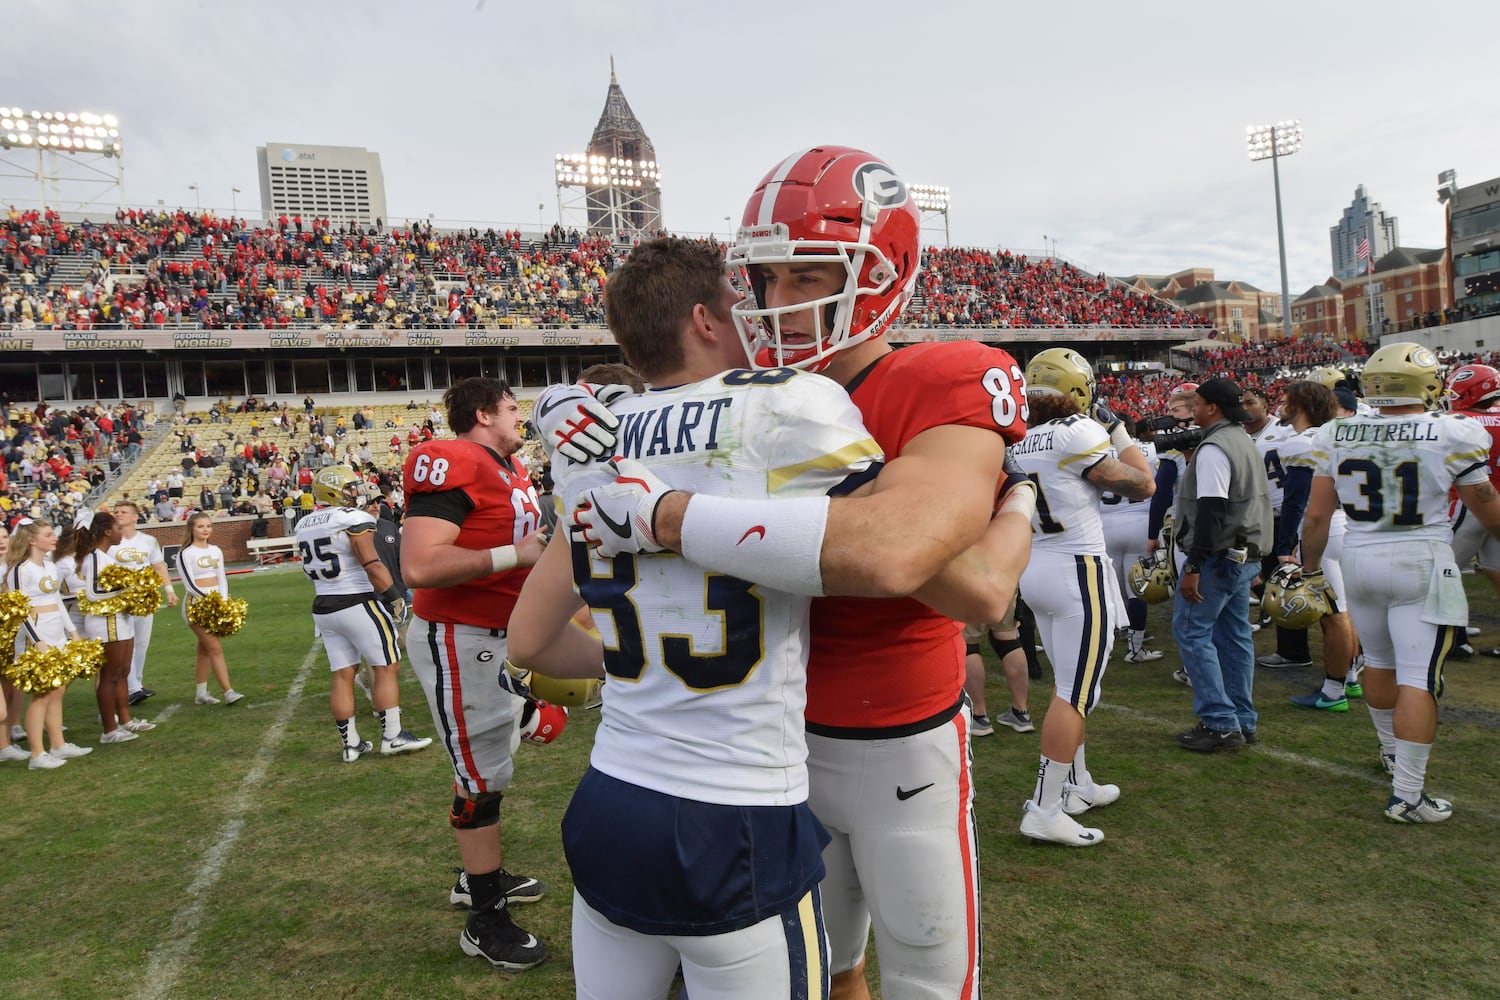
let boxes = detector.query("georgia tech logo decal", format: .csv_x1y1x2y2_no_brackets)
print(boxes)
1413,348,1437,367
116,549,145,564
852,162,908,209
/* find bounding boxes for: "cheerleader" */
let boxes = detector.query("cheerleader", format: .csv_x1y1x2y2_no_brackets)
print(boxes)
79,508,153,744
177,513,242,705
7,522,94,769
0,522,27,763
54,525,86,638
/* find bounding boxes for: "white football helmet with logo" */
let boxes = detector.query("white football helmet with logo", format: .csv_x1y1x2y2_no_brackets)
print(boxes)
1262,564,1331,628
1025,348,1096,409
1128,548,1175,604
726,145,922,372
1360,342,1443,408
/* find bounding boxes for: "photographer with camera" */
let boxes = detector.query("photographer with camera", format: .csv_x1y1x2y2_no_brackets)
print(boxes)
1170,379,1274,752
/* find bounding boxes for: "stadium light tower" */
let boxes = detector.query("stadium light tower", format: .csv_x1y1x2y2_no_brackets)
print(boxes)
1247,120,1303,340
0,107,124,211
911,184,951,247
554,152,662,241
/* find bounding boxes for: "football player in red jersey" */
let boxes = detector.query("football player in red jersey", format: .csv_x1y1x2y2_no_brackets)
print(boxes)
1445,364,1500,631
564,147,1028,1000
400,378,556,973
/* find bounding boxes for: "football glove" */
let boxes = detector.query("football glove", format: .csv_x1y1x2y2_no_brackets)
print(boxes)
569,458,676,558
533,382,632,465
384,596,409,627
1090,401,1121,433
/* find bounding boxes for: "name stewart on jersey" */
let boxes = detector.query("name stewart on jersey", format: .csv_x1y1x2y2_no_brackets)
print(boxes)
615,398,734,459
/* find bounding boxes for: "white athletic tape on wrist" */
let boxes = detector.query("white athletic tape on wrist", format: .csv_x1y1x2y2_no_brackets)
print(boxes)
489,545,518,574
1109,425,1135,453
679,494,829,597
998,482,1037,522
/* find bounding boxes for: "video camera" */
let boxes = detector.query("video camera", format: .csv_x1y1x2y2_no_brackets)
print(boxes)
1142,414,1206,454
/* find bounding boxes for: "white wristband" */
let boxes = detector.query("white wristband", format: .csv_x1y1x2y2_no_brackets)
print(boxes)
489,545,518,574
1109,425,1135,453
679,494,829,597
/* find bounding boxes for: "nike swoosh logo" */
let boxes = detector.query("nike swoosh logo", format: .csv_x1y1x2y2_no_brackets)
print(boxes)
1078,831,1097,841
738,525,766,544
896,783,934,800
535,393,572,420
593,504,633,540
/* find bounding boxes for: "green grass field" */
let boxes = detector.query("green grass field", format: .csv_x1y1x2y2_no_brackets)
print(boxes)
2,566,1499,999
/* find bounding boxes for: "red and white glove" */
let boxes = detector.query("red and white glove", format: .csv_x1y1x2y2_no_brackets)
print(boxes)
569,458,676,558
533,382,632,465
518,698,568,745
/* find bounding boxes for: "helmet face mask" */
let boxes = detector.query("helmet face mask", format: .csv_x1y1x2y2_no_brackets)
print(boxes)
726,147,921,372
1025,348,1096,410
1360,342,1442,408
1445,363,1500,412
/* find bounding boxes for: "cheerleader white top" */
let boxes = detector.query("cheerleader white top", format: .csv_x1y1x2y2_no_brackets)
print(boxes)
8,558,73,648
177,544,228,599
80,547,130,609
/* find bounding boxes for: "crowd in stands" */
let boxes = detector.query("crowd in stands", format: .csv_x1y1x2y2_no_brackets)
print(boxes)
4,208,1213,333
1178,338,1369,377
1,207,617,331
1,400,153,527
912,248,1209,329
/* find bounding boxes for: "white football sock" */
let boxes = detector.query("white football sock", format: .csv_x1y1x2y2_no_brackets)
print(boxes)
1392,738,1431,805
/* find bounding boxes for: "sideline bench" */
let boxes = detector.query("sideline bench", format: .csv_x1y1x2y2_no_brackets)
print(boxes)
247,537,298,566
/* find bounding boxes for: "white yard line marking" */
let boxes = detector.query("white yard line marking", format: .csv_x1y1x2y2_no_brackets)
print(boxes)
132,640,320,1000
1097,702,1500,821
153,704,181,724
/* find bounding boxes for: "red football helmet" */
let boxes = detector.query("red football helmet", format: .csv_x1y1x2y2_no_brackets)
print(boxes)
726,146,921,371
1170,382,1200,397
1445,364,1500,411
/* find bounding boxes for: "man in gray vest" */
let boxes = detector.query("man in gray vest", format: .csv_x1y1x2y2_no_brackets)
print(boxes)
1172,378,1274,751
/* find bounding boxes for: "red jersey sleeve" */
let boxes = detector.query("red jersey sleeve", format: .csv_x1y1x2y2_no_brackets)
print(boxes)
849,341,1028,454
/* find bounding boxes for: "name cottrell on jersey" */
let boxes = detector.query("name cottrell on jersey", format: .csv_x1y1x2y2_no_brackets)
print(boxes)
295,506,379,597
1010,412,1110,554
1310,411,1491,548
403,439,542,629
557,367,882,806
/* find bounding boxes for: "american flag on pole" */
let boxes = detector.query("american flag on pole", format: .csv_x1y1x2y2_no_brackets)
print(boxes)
1356,236,1371,261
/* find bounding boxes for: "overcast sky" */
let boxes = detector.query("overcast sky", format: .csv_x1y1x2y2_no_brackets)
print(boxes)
5,0,1498,298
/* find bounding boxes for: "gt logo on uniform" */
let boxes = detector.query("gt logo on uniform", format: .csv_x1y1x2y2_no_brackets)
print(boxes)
852,162,908,209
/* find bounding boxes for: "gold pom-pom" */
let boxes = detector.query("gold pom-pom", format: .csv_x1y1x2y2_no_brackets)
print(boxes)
87,565,164,618
186,591,249,637
3,638,102,695
0,590,31,666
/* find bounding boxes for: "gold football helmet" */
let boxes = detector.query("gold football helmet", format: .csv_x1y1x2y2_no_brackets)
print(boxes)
1262,564,1332,628
311,465,371,507
1305,367,1346,391
1127,548,1175,604
504,661,604,709
1025,348,1096,409
1360,342,1442,408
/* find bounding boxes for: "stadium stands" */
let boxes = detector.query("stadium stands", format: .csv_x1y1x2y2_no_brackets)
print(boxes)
4,207,1205,333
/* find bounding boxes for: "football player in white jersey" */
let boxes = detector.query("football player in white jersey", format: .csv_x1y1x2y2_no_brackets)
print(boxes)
1099,413,1161,662
1012,349,1154,846
511,238,886,999
1246,387,1311,669
1275,381,1359,711
1302,343,1500,823
295,466,431,763
110,499,176,705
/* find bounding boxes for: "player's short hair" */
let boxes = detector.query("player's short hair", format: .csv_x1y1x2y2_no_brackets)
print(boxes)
578,362,646,393
1242,387,1270,405
444,378,514,435
1283,381,1336,427
604,237,732,380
